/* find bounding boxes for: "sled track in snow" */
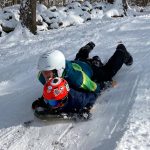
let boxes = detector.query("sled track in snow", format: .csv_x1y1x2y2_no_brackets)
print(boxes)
91,73,140,150
52,123,74,150
0,125,28,150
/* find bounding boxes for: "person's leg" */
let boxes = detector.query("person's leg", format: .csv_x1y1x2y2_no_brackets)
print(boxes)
102,50,125,81
75,41,95,60
117,44,133,66
103,44,133,80
91,44,133,82
74,42,104,69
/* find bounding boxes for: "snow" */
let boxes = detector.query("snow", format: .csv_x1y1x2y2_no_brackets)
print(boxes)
0,2,114,34
0,24,2,31
0,2,150,150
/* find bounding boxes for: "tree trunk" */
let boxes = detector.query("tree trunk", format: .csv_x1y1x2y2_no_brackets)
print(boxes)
63,0,66,6
20,0,37,34
122,0,128,16
107,0,115,4
12,0,18,5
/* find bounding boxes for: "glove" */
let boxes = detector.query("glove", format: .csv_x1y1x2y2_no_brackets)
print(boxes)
32,100,41,110
87,41,95,49
32,96,48,110
75,41,95,60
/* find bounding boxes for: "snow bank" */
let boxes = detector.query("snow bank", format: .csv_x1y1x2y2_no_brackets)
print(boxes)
116,75,150,150
1,1,147,36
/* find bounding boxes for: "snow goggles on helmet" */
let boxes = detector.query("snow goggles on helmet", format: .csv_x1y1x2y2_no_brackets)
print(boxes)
44,97,68,108
44,99,59,107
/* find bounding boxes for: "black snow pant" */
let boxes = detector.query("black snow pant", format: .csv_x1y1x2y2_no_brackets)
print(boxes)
75,49,125,82
75,42,125,83
91,50,125,82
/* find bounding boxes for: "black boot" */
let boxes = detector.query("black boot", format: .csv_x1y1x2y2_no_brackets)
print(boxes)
75,41,95,60
116,44,133,66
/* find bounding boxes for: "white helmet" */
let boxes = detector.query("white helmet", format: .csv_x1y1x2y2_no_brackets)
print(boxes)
38,50,66,77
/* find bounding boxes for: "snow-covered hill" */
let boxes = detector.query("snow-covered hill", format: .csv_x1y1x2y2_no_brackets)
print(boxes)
0,7,150,150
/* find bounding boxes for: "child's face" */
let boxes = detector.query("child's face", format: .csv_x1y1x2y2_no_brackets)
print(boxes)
42,70,54,81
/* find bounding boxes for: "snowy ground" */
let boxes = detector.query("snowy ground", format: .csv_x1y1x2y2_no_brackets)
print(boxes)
0,10,150,150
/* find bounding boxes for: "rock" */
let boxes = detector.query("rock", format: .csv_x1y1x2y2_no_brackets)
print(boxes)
1,24,15,33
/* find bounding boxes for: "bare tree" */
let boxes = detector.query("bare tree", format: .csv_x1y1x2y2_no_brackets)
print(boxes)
141,0,150,6
107,0,114,4
122,0,128,16
20,0,37,34
0,0,12,8
128,0,150,6
62,0,66,6
12,0,18,5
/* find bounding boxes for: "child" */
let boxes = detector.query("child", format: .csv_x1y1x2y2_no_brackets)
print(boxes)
32,42,133,116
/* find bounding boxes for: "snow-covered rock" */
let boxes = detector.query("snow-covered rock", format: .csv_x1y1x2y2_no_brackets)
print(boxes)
2,5,20,21
82,1,93,10
41,9,63,29
49,6,57,12
37,4,47,13
0,1,149,36
91,9,103,19
36,14,48,31
105,9,122,18
0,10,17,33
68,2,81,9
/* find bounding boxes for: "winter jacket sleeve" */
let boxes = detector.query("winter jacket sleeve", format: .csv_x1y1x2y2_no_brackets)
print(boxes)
60,88,98,113
64,61,101,93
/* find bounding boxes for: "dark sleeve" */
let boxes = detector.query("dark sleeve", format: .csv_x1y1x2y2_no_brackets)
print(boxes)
60,88,98,113
75,42,95,60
